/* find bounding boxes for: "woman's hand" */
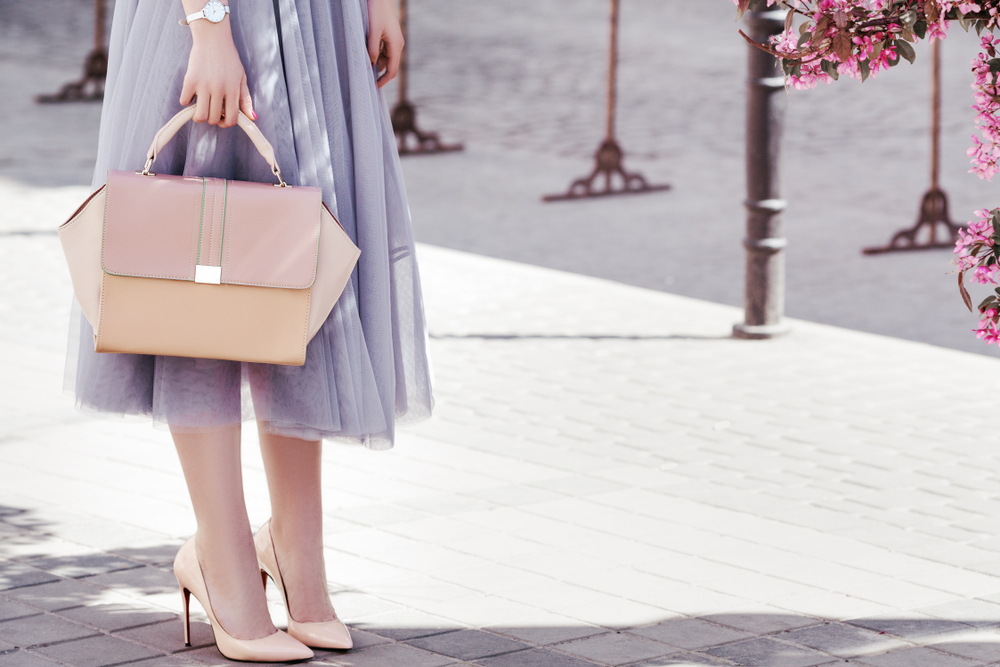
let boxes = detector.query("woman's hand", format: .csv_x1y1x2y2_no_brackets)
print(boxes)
179,1,255,128
367,0,404,88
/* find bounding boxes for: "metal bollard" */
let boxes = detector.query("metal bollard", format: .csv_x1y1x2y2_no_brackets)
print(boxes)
38,0,108,103
543,0,669,201
863,39,960,254
733,7,790,339
390,0,462,155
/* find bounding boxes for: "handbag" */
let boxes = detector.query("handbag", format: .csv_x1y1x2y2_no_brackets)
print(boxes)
58,106,360,366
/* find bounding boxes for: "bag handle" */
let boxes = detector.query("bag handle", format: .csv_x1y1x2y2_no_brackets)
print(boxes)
142,105,287,187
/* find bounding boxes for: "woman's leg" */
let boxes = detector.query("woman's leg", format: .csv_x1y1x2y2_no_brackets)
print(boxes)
257,424,336,623
172,426,277,639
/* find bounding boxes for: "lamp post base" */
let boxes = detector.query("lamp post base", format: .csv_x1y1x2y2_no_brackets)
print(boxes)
543,138,670,202
862,187,960,254
732,321,792,340
37,47,107,103
391,100,463,156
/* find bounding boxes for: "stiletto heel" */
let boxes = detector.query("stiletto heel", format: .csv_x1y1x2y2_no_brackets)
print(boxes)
255,520,353,650
181,587,192,647
173,537,314,662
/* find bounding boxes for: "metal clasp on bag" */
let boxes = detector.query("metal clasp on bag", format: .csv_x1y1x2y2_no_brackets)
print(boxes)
138,157,156,177
195,265,222,285
273,164,288,188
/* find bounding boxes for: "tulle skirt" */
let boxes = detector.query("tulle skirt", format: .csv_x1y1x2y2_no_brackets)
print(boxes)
64,0,433,449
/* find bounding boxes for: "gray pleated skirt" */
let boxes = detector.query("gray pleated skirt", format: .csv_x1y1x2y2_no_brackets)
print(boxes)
64,0,434,449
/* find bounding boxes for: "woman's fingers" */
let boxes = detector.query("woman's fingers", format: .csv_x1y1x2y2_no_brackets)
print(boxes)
221,87,239,128
193,89,211,123
239,77,257,121
368,18,383,65
180,78,196,107
207,89,225,126
382,33,403,86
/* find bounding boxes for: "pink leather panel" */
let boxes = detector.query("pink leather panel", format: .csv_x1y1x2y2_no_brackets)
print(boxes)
222,180,321,289
102,170,203,281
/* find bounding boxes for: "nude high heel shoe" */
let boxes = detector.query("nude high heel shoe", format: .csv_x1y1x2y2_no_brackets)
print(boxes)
174,537,314,662
255,520,354,650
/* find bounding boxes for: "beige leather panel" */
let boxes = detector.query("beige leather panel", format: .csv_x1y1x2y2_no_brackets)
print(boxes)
58,186,107,329
308,204,362,339
97,274,311,365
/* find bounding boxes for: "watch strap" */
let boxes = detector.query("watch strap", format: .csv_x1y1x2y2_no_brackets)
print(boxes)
179,4,230,26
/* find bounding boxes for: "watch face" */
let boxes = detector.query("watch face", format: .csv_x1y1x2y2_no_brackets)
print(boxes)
204,0,226,22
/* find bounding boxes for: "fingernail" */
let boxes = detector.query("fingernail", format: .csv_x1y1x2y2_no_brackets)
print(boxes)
251,110,258,121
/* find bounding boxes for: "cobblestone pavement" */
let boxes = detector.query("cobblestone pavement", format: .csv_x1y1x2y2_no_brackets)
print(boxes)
8,2,1000,667
6,207,1000,666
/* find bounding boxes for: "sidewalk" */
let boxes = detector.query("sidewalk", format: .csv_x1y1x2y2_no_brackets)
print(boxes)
4,205,1000,664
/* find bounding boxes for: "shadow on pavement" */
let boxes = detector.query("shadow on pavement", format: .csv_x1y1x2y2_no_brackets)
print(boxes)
3,504,1000,666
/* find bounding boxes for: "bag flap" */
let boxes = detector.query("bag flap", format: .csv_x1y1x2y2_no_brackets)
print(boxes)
102,170,322,289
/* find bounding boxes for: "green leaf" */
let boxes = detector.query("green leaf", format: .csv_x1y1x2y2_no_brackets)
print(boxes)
960,271,974,312
821,59,839,80
860,59,871,82
914,20,927,40
896,39,916,64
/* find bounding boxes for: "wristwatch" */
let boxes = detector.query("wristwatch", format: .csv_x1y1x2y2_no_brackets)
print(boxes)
180,0,230,26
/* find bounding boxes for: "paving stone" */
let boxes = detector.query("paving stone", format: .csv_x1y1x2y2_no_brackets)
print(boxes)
465,486,566,508
57,602,176,632
407,629,530,660
0,601,40,624
0,650,63,666
33,634,161,667
847,615,974,643
1,580,102,612
340,628,392,651
631,618,753,651
705,637,832,667
920,598,1000,627
26,554,142,580
474,648,599,667
529,476,627,498
353,608,466,641
488,621,606,646
116,618,214,652
926,628,1000,663
853,646,981,667
780,622,909,658
556,631,676,666
0,563,60,592
627,655,732,667
327,592,404,622
83,567,178,597
329,642,458,667
696,613,819,636
107,543,185,569
126,658,197,667
0,612,98,649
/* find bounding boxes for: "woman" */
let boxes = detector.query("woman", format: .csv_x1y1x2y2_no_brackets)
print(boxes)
65,0,434,661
